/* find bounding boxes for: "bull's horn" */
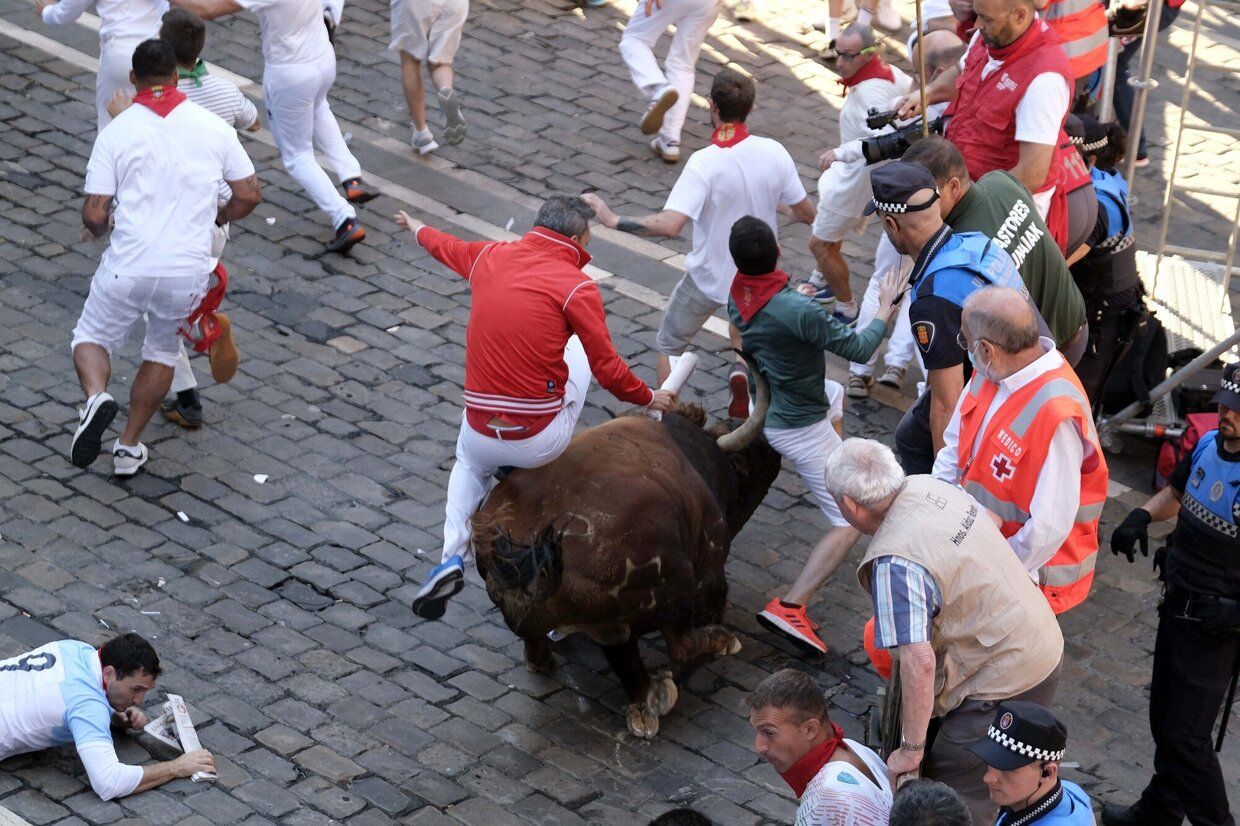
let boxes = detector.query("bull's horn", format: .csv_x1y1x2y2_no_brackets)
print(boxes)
717,350,770,453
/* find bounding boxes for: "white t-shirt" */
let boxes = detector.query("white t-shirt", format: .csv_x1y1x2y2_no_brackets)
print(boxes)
84,97,255,278
665,133,807,304
819,66,913,220
41,0,165,45
237,0,335,66
967,31,1071,147
795,739,893,826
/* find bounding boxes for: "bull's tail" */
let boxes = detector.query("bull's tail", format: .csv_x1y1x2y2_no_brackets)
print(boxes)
489,524,565,602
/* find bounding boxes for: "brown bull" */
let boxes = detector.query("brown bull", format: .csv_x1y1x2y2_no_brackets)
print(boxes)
472,367,780,739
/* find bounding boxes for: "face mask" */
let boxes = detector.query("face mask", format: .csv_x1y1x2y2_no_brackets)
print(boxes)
969,341,999,383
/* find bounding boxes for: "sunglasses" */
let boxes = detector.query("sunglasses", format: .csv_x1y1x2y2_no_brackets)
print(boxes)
837,46,877,60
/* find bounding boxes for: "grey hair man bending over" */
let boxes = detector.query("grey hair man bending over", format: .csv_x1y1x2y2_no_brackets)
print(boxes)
825,438,1063,825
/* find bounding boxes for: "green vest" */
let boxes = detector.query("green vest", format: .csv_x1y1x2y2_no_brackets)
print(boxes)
946,171,1086,348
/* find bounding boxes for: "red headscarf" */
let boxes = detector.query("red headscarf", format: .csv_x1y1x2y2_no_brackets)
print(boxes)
730,270,790,323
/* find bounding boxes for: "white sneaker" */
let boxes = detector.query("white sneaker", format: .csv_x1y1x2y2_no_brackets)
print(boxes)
112,441,148,477
650,136,681,163
847,373,874,399
71,392,118,468
640,86,679,135
438,88,468,145
875,0,902,31
878,364,906,389
412,127,439,155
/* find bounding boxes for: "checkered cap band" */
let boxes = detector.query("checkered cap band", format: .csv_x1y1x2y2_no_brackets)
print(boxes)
1222,376,1240,395
1081,136,1108,152
987,726,1066,761
873,199,910,213
1069,134,1085,146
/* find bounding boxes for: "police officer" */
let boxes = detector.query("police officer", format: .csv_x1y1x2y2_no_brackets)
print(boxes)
1105,363,1240,826
1067,115,1144,408
867,161,1050,474
964,701,1095,825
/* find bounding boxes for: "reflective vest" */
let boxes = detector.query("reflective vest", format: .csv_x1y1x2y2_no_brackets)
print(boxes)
955,360,1109,613
1042,0,1110,79
1091,167,1134,251
1180,430,1240,545
918,230,1027,300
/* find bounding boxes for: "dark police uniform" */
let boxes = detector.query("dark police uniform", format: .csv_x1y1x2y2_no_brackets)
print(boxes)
964,701,1096,826
1069,165,1144,405
1106,365,1240,826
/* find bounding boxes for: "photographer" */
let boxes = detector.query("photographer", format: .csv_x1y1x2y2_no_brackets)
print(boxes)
1105,370,1240,826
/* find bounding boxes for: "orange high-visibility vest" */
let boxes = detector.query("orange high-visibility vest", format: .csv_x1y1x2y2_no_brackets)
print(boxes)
955,361,1108,613
1042,0,1110,79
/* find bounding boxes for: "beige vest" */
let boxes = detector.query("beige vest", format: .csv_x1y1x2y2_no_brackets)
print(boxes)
858,476,1064,716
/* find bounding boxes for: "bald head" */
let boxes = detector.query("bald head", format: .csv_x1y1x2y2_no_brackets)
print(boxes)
916,29,966,77
963,287,1040,354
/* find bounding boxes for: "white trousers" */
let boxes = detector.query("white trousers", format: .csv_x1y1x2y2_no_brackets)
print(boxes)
619,0,722,144
763,416,848,527
441,337,592,563
264,55,361,227
324,0,343,23
850,233,921,378
96,36,144,131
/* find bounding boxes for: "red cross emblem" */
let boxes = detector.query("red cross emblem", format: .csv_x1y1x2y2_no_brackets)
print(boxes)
991,454,1015,483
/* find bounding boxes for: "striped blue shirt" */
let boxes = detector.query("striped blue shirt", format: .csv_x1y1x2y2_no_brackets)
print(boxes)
870,557,942,648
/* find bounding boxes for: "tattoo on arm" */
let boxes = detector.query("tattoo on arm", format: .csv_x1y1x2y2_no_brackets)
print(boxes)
218,173,262,222
616,217,657,237
82,193,113,237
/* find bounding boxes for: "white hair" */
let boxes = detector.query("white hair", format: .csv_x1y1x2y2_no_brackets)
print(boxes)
825,438,906,506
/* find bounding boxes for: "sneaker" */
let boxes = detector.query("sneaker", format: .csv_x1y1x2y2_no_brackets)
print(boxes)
819,38,838,61
412,127,439,155
112,440,148,477
585,0,606,6
812,286,836,307
1133,154,1150,168
874,0,902,31
323,10,336,45
732,0,759,21
342,177,379,204
833,300,859,325
847,373,873,399
411,555,466,620
757,599,828,655
162,393,203,429
327,217,366,254
640,86,679,136
71,392,119,468
728,367,750,420
207,313,239,384
438,88,468,146
650,136,681,163
877,364,905,389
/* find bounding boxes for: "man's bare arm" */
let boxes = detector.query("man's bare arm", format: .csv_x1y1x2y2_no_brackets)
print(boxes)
1010,142,1055,194
787,197,816,226
82,193,112,238
168,0,242,20
131,750,216,795
887,641,936,780
217,173,262,224
928,364,966,457
614,211,689,238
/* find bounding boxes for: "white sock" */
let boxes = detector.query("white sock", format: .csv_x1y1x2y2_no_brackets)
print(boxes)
827,16,840,41
809,269,827,287
855,7,873,26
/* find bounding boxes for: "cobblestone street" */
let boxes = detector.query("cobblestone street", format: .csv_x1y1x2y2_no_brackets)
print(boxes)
0,0,1237,822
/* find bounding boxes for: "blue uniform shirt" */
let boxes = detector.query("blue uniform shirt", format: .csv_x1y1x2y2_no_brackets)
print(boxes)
996,780,1096,825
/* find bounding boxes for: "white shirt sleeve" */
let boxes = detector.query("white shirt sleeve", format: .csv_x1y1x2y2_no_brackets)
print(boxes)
221,134,255,183
664,164,709,221
1014,72,1071,146
1008,418,1084,574
780,148,808,205
232,91,259,131
931,391,967,483
76,740,144,801
834,138,865,164
41,0,94,27
83,133,117,197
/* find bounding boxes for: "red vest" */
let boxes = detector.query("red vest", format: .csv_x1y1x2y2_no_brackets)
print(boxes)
1042,0,1110,78
955,360,1109,614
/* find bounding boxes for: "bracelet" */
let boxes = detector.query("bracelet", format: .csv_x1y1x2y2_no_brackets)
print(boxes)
900,739,925,752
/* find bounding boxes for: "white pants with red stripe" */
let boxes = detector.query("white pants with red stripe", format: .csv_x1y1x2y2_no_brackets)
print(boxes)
441,337,592,563
619,0,722,145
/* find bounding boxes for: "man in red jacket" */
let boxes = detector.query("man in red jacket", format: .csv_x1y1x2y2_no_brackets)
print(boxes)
395,195,677,620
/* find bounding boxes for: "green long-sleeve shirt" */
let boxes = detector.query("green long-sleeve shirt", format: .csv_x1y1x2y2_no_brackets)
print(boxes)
728,287,887,430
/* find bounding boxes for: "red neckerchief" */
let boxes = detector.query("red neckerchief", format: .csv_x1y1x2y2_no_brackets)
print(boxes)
779,723,847,798
730,269,789,323
712,122,750,148
132,85,187,118
956,15,977,42
986,17,1054,63
839,56,895,95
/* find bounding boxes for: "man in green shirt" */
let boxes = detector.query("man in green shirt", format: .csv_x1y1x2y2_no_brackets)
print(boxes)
902,137,1088,365
727,216,905,655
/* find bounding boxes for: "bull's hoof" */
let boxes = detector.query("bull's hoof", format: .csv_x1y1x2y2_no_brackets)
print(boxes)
523,637,553,674
650,671,679,717
725,636,742,656
626,703,660,739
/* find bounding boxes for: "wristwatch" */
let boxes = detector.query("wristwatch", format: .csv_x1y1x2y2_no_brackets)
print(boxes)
900,739,925,752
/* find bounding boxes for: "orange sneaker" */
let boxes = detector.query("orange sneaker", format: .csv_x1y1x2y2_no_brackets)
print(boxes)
757,598,827,655
207,312,239,384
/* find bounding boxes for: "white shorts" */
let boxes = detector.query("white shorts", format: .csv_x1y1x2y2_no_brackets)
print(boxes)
811,204,868,244
390,0,469,63
71,267,207,367
764,416,849,527
655,272,721,356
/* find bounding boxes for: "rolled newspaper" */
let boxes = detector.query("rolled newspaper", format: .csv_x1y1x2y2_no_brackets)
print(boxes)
647,350,699,421
166,694,218,782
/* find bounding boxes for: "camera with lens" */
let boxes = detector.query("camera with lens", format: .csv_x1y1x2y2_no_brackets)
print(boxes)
865,108,898,131
860,115,944,164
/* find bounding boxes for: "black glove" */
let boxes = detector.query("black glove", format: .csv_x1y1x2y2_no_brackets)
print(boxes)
1197,597,1240,636
1111,508,1151,563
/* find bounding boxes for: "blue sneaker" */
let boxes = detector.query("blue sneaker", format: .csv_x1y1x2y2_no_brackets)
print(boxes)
832,302,858,325
812,286,836,306
585,0,606,6
411,555,465,620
